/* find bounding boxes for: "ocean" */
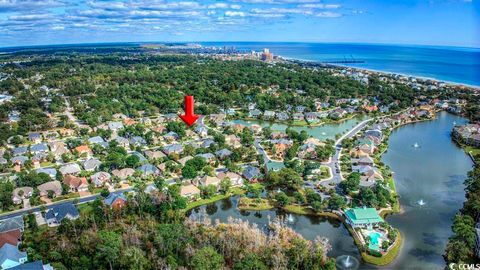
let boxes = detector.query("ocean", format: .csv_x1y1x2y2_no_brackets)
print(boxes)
201,42,480,87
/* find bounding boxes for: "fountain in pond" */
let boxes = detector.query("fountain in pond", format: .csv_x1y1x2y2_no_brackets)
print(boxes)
321,132,327,136
336,255,359,270
417,199,426,206
412,142,420,148
286,213,295,223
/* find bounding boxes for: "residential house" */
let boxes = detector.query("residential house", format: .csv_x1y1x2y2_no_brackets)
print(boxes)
242,166,261,182
263,110,275,120
356,155,374,166
0,243,27,269
137,164,160,176
276,112,289,121
11,187,33,205
0,229,21,249
305,112,318,123
195,126,208,138
111,168,135,180
91,172,111,187
250,124,263,135
108,122,124,132
0,217,23,235
11,156,27,171
104,193,127,210
364,129,383,141
215,149,232,159
163,132,179,142
180,184,200,198
249,109,262,118
11,147,27,157
178,156,193,166
225,135,241,148
37,181,62,198
88,136,105,145
196,153,215,164
30,143,48,155
130,136,146,147
28,133,42,144
83,158,101,171
144,150,166,161
198,176,221,189
48,141,69,159
163,144,183,155
45,203,79,227
292,112,304,121
130,152,148,164
74,145,93,157
114,136,130,149
63,175,88,192
217,171,243,186
59,163,81,175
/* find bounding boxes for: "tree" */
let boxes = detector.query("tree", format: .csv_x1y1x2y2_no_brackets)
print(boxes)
0,182,14,211
120,247,150,270
190,247,224,270
340,172,360,193
328,193,346,210
97,230,122,270
275,192,290,207
219,177,232,194
166,121,186,138
182,165,197,179
125,154,140,168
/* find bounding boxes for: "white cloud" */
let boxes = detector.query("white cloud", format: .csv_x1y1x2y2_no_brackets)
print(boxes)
225,11,246,17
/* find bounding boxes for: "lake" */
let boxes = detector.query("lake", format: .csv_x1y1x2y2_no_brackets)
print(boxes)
191,111,472,269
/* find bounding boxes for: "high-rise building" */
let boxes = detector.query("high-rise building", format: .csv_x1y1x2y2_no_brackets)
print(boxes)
261,48,273,61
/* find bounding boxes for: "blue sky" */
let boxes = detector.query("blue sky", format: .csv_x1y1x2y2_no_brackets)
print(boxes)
0,0,478,48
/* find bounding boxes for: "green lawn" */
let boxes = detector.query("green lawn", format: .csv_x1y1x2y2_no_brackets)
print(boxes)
237,197,274,211
183,187,245,212
283,205,342,220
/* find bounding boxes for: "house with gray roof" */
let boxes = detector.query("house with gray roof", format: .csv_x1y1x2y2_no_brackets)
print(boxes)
114,136,130,148
137,164,160,176
59,163,81,175
144,150,166,160
88,136,105,145
108,121,123,131
83,158,102,171
30,143,48,155
28,133,42,143
215,149,232,159
249,109,262,118
11,156,28,166
11,147,27,157
163,144,183,155
195,126,208,137
45,203,79,227
130,136,147,147
0,243,27,269
164,131,179,142
196,153,215,163
242,166,261,182
35,168,57,179
201,139,215,148
91,172,111,187
276,112,289,121
0,217,24,234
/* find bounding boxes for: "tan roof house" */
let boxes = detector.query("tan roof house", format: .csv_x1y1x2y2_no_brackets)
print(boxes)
38,180,62,198
180,184,200,198
63,175,89,192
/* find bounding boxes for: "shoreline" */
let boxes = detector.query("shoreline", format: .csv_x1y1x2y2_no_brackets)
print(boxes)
283,57,480,89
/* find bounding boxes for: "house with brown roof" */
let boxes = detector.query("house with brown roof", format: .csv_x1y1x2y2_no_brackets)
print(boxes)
0,229,21,248
63,175,89,192
112,168,135,180
74,145,93,157
37,181,62,198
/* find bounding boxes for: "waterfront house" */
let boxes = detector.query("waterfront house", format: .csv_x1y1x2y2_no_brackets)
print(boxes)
250,124,263,135
292,112,304,121
305,112,318,123
263,110,275,120
180,184,200,198
242,166,261,182
0,243,27,269
45,203,79,227
198,175,221,189
345,207,383,228
356,155,375,166
217,171,243,187
249,109,262,118
276,112,289,121
365,129,383,141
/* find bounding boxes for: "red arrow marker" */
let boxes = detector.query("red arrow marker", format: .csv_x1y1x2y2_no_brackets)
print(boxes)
179,95,199,126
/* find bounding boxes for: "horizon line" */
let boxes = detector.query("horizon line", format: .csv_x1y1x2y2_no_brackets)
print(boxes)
0,40,479,51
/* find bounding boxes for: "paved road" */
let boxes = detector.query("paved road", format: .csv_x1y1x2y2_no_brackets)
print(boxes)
319,119,373,189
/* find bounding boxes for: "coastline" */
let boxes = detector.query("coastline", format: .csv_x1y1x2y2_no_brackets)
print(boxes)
282,57,480,89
